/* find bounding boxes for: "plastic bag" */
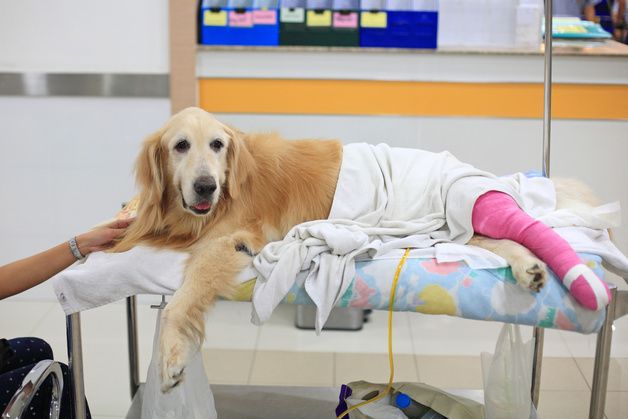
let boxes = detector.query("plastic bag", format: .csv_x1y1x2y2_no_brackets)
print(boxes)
481,324,538,419
142,312,217,419
344,397,409,419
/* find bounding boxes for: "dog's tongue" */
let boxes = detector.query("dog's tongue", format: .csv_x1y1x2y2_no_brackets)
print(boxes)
194,202,211,210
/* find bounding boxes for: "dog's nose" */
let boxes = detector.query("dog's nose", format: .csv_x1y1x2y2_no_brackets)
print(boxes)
193,176,217,199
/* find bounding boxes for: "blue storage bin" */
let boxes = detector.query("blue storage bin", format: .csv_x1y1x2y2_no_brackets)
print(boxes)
199,0,279,46
332,0,360,46
281,0,353,46
359,0,437,49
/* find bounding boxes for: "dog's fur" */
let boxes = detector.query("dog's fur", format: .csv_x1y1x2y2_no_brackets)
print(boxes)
113,107,597,391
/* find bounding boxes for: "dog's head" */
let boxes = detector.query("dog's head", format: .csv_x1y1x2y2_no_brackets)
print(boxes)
137,107,254,223
111,108,255,251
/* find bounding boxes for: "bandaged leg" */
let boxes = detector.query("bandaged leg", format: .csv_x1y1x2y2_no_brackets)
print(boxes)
472,191,611,311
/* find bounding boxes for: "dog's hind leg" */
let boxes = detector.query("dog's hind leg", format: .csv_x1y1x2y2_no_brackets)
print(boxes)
159,232,257,392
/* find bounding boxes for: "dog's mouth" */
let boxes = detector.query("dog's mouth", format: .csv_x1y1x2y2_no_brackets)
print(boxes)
181,195,212,215
190,201,212,215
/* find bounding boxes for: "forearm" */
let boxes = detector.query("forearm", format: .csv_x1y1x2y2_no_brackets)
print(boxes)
0,219,132,300
0,242,76,300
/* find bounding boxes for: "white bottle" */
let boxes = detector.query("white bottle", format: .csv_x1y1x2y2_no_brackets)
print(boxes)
487,0,516,48
515,0,543,50
438,0,460,48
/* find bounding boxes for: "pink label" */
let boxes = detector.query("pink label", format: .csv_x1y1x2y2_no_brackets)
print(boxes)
229,11,253,27
333,12,358,28
253,10,277,25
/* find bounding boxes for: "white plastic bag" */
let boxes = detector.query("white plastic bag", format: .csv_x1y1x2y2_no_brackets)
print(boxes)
345,395,409,419
142,312,217,419
481,324,538,419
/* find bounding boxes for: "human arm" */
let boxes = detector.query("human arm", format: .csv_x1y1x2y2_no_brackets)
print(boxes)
583,0,603,22
0,219,133,300
583,5,597,21
616,0,626,25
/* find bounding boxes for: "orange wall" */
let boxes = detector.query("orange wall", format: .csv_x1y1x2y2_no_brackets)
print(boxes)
199,78,628,120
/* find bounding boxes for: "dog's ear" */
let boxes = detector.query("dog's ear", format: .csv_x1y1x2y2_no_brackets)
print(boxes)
226,127,255,199
136,129,167,209
111,130,168,252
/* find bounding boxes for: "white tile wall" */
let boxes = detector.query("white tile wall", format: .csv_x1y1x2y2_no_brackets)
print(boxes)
0,97,171,300
0,0,169,73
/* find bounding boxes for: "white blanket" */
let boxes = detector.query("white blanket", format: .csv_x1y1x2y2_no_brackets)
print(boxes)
251,143,626,332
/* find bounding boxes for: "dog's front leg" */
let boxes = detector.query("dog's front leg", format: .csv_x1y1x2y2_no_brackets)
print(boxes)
159,233,255,392
468,235,547,292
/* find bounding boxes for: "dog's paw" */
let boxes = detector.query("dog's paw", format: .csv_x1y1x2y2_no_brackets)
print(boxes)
511,256,547,293
159,317,197,393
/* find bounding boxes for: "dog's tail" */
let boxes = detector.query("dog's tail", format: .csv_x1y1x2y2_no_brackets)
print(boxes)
553,177,614,241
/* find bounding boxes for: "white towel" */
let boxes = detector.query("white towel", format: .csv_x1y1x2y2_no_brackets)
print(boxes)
52,246,256,314
52,247,189,314
253,144,520,331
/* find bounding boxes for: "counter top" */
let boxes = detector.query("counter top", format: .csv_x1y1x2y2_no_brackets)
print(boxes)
198,39,628,57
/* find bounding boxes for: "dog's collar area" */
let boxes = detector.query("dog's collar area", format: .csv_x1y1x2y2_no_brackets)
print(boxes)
235,242,254,257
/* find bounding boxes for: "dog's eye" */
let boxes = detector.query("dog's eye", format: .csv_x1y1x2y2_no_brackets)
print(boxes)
174,139,190,153
210,139,224,152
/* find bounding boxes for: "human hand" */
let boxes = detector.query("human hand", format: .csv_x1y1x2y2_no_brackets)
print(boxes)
75,218,135,256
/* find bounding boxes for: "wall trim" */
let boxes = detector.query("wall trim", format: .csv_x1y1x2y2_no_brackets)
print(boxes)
0,73,169,98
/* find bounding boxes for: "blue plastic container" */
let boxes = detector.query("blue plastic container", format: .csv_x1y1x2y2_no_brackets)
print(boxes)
199,0,280,46
359,0,438,49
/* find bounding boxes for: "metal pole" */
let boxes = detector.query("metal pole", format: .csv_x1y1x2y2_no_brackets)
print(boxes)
542,0,553,178
531,0,554,407
589,287,617,419
126,296,141,398
66,313,87,419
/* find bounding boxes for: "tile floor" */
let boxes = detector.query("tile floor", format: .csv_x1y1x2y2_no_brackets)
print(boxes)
2,298,628,418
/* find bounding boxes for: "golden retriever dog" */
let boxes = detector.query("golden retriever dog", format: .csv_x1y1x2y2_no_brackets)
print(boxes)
113,107,597,391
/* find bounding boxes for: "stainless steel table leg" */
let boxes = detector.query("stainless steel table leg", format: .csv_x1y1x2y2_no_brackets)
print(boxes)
66,313,87,419
126,296,140,398
531,326,544,407
589,287,619,419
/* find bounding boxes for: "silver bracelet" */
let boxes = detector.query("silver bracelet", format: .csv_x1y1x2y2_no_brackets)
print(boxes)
68,237,85,260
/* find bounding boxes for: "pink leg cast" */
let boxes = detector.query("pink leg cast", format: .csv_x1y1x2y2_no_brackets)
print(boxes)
472,191,611,311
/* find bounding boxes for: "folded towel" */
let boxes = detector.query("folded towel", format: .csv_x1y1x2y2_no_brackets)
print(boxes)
53,247,188,314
